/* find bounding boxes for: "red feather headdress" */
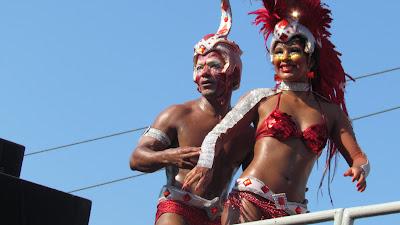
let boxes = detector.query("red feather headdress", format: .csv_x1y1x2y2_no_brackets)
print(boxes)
251,0,350,114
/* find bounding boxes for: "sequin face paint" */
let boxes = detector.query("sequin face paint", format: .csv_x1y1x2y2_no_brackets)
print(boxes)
272,39,311,82
194,52,227,97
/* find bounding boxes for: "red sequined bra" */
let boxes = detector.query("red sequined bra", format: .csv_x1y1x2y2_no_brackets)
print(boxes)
255,93,328,154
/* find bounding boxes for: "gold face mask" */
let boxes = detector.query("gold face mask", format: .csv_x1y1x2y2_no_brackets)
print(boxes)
272,49,304,64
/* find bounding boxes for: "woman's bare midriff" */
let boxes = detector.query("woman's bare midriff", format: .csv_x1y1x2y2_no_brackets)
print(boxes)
241,137,317,203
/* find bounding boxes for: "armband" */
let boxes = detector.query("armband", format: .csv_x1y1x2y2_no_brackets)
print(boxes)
142,127,171,146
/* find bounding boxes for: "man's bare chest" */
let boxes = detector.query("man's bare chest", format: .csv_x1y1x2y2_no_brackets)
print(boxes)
176,115,220,147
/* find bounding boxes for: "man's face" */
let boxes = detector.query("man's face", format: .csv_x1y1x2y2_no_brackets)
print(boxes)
194,51,227,97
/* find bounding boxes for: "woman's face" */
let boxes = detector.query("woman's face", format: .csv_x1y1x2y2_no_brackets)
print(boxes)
272,38,312,82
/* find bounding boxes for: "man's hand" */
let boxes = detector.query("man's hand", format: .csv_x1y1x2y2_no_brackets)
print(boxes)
344,166,367,192
163,147,200,169
182,166,213,192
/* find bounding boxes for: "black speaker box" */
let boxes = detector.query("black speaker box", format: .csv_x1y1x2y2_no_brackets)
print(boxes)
0,138,25,177
0,173,92,225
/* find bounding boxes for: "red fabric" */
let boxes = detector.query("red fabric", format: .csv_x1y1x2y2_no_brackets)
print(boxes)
155,200,221,225
255,93,328,154
227,190,289,220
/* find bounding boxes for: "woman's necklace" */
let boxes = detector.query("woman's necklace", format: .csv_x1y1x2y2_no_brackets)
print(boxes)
276,81,311,92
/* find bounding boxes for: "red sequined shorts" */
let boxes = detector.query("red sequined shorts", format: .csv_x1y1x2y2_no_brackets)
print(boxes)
226,190,289,220
225,176,308,219
155,200,221,225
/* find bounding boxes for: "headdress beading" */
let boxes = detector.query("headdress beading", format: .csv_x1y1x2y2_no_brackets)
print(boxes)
193,0,242,90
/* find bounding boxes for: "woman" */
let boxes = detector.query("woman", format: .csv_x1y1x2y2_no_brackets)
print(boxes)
183,0,370,224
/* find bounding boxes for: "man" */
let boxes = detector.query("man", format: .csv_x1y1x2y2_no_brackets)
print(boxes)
129,1,254,225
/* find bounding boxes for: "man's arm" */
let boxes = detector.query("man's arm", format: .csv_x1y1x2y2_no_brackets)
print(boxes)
130,105,200,173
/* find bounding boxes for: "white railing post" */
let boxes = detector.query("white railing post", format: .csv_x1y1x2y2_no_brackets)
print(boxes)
341,210,354,225
341,201,400,225
334,208,344,225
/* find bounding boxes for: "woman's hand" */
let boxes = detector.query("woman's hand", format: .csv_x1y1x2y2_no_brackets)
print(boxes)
182,166,213,192
344,166,367,192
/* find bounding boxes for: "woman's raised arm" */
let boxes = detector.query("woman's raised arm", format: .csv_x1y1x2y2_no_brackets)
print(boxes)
182,88,277,191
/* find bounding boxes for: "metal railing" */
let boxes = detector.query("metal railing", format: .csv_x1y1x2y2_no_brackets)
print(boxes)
238,201,400,225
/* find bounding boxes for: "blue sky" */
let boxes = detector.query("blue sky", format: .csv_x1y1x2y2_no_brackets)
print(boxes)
1,0,399,224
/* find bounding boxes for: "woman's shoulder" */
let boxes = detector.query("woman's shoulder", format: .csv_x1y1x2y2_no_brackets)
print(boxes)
313,92,338,108
315,96,348,122
316,97,340,111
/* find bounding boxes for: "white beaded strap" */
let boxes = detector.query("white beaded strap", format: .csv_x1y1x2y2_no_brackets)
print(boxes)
277,81,311,92
197,88,277,168
143,127,171,146
360,160,370,178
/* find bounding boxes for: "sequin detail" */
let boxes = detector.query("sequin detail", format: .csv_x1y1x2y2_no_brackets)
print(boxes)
198,88,277,168
156,200,221,225
158,185,223,220
142,127,171,146
255,93,328,154
232,176,308,215
227,191,289,220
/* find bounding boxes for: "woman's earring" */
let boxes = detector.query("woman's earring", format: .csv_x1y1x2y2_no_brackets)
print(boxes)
307,71,315,79
274,74,281,81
